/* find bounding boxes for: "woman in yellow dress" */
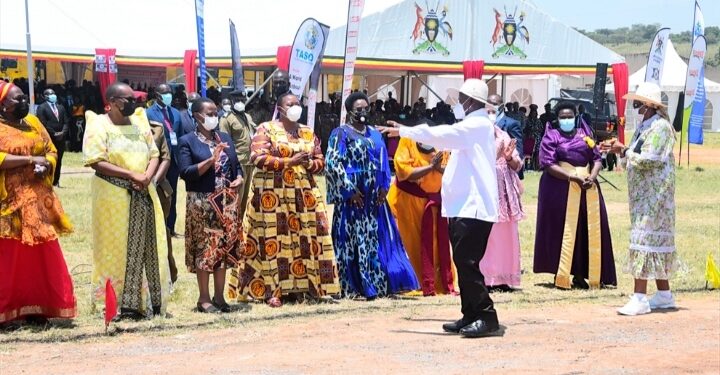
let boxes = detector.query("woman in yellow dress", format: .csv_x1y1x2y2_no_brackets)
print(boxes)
387,137,457,296
83,82,171,320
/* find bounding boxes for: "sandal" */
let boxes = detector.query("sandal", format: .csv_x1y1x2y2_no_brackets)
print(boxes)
211,297,232,313
196,302,220,314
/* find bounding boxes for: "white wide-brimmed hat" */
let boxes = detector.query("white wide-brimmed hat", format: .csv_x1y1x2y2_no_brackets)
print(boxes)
623,82,666,108
449,78,490,105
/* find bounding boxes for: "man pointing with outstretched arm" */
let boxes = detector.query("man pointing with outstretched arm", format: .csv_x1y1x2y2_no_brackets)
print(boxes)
378,79,500,338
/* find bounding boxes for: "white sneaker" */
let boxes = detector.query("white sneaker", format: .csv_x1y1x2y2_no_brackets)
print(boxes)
617,296,651,316
649,293,676,309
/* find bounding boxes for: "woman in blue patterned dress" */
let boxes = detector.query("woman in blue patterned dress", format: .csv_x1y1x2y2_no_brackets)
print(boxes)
325,92,418,299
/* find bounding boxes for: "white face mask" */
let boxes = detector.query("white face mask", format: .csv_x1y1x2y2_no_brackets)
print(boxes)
488,113,497,123
202,115,219,131
635,106,646,122
453,103,466,120
233,101,245,112
222,104,231,113
284,105,302,122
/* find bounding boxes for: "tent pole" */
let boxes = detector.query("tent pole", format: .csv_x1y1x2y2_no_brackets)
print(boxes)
24,0,35,113
501,74,507,103
410,71,443,103
367,76,403,100
246,68,278,104
406,72,413,105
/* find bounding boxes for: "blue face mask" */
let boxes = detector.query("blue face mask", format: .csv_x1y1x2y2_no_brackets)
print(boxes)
559,118,575,132
161,93,173,106
47,94,57,103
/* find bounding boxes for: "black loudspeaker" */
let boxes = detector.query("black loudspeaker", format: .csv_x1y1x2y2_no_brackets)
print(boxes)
593,63,608,114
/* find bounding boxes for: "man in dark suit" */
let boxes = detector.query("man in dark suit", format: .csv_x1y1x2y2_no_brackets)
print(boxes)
146,83,184,237
179,92,201,135
36,88,69,186
489,94,524,179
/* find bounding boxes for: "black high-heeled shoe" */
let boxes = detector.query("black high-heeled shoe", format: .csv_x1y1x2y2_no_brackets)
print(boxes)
196,302,220,314
211,297,232,313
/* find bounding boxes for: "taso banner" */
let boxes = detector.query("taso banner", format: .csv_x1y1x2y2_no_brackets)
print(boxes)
683,36,707,145
306,22,330,130
289,19,327,97
644,28,671,86
229,19,245,92
686,1,706,144
194,0,208,97
340,0,365,125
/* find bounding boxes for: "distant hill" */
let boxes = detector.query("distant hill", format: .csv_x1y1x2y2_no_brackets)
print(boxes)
576,24,720,67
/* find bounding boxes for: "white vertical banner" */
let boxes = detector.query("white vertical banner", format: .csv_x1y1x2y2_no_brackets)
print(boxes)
339,0,365,125
306,23,330,131
289,18,327,97
644,28,671,86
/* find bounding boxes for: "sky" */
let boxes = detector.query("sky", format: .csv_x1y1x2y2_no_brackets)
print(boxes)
1,0,717,56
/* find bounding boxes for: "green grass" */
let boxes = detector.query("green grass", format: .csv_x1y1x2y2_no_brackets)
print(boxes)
1,134,719,345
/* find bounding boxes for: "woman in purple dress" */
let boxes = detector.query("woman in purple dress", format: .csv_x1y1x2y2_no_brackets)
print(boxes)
533,102,616,289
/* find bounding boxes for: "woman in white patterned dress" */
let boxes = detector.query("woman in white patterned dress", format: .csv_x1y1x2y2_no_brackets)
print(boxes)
606,82,680,316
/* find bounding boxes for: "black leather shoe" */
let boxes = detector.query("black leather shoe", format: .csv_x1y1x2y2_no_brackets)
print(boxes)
442,318,471,333
459,319,500,338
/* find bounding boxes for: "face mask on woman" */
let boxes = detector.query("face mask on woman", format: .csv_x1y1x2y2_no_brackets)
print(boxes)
119,100,136,117
233,101,245,112
283,105,302,122
222,104,232,113
558,118,575,132
353,108,369,124
201,114,219,131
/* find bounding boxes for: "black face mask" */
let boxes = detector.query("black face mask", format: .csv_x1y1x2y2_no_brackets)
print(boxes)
11,99,30,119
353,108,369,124
120,101,136,116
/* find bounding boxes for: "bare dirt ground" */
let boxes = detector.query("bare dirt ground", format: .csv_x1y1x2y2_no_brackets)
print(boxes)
2,294,718,375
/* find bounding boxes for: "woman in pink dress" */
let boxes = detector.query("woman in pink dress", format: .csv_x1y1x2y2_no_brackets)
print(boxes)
479,126,524,290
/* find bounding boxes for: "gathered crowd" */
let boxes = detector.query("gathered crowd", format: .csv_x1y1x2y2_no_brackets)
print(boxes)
0,72,679,337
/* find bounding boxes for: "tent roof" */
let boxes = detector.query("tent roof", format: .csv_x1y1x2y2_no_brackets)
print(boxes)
322,0,624,74
0,0,623,74
606,39,720,93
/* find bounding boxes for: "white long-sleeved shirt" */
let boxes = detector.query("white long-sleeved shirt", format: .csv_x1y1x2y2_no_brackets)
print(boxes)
399,109,499,222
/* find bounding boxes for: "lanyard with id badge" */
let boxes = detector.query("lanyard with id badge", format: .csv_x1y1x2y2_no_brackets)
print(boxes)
163,112,178,146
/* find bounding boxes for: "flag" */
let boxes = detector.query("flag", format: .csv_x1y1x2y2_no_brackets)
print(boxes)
685,37,707,145
288,18,329,97
229,19,245,92
644,28,671,86
104,279,117,329
706,252,720,289
339,0,365,124
194,0,207,97
686,2,706,145
306,22,330,130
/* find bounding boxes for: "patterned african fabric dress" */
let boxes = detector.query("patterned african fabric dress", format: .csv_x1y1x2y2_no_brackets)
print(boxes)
326,125,419,298
533,122,617,287
83,109,172,316
623,114,679,279
386,137,457,296
0,115,76,323
182,131,243,274
479,127,525,288
227,121,340,302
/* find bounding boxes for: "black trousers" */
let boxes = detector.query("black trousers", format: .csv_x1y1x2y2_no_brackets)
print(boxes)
165,161,180,232
51,136,64,186
449,217,498,324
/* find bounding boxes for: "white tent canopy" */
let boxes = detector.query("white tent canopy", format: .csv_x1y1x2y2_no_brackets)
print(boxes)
606,39,720,131
323,0,624,72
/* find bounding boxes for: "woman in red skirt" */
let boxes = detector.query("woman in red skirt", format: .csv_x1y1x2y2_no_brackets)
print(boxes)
0,81,76,325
